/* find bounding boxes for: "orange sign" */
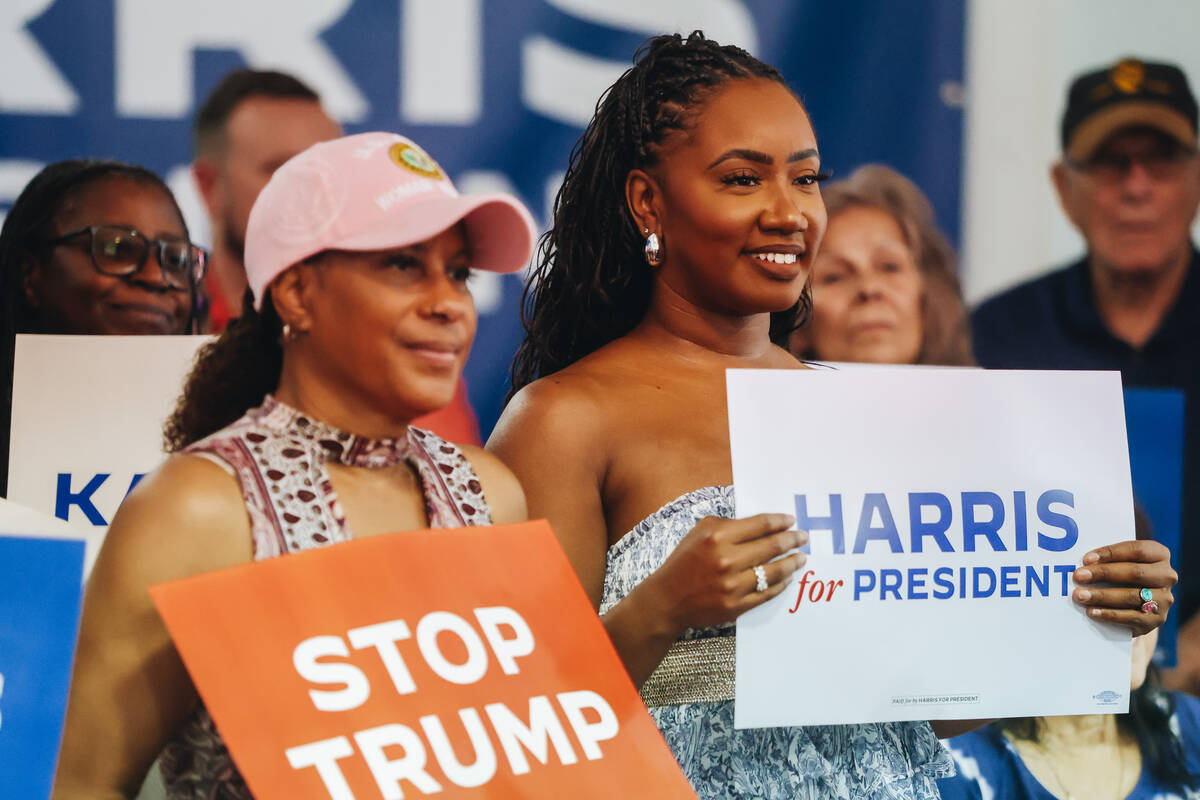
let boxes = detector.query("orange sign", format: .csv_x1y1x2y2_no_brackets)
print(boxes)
150,520,696,799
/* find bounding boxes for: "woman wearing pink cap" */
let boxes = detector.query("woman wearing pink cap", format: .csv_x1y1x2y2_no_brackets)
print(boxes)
53,132,536,798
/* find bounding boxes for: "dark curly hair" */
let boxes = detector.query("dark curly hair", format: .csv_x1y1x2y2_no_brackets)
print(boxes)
163,290,283,451
0,158,190,494
509,31,810,395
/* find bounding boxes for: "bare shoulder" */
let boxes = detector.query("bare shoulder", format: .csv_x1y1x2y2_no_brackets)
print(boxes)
96,453,253,586
505,367,608,418
130,453,246,509
484,348,640,603
490,363,616,452
55,454,251,796
457,444,528,525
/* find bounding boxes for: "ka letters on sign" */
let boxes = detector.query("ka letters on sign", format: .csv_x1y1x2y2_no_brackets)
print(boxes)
151,520,696,800
727,368,1134,728
7,335,209,577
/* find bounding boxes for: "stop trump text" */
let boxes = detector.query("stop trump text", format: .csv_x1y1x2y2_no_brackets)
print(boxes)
284,606,620,799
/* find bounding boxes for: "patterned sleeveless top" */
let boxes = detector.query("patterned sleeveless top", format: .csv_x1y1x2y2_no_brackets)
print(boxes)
159,395,491,798
601,486,954,800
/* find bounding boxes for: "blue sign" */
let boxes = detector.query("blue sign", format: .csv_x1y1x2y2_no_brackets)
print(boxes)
0,535,85,799
1124,387,1186,666
0,0,965,434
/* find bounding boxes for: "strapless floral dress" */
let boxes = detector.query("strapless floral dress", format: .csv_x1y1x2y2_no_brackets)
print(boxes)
600,485,954,799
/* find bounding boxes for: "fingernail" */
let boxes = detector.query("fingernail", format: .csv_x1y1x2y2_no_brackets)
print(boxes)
1075,568,1092,582
1088,608,1102,618
1084,552,1100,564
1075,589,1091,602
795,554,808,567
796,530,809,546
783,514,796,527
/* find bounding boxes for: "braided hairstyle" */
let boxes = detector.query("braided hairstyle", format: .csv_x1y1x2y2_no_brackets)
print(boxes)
509,31,810,395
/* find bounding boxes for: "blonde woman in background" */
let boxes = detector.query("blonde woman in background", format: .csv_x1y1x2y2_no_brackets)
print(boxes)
790,163,973,366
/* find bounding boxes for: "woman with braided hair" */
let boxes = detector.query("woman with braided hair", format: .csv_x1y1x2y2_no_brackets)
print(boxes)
488,32,1176,798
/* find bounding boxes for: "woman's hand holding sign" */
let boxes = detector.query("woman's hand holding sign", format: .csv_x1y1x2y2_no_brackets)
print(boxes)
1072,539,1176,636
652,513,808,631
595,512,807,687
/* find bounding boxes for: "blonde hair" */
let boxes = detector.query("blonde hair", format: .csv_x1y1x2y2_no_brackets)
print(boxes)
794,164,974,366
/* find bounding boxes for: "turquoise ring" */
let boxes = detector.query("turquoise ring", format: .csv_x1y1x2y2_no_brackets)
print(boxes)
1140,588,1154,603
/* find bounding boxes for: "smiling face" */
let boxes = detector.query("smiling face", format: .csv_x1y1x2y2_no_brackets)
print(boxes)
642,78,827,317
24,176,192,334
1053,127,1200,278
291,224,477,422
808,205,924,364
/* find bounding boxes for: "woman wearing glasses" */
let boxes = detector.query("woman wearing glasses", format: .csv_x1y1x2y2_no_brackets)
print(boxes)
0,158,207,494
1,159,205,336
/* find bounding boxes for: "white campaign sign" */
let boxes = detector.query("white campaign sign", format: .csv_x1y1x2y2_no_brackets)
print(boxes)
729,368,1134,728
7,335,211,578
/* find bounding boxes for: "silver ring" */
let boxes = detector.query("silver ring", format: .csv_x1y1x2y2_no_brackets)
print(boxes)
753,565,768,593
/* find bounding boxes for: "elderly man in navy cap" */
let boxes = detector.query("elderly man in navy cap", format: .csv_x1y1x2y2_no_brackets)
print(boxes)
973,57,1200,685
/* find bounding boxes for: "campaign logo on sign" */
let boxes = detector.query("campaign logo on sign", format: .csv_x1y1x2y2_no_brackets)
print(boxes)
0,535,86,799
150,520,696,799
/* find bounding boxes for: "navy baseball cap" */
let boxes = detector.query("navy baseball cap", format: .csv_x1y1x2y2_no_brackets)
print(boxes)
1061,57,1198,161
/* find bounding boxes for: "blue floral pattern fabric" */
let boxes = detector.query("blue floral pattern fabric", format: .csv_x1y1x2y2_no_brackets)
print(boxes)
601,485,954,799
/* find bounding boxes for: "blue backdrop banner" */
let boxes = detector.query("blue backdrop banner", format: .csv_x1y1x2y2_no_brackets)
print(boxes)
0,0,965,434
1124,387,1187,667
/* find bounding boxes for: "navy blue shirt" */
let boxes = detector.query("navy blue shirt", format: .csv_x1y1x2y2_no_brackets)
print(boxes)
972,251,1200,621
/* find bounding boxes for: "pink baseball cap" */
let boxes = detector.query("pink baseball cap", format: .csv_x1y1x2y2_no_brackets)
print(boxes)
244,131,537,308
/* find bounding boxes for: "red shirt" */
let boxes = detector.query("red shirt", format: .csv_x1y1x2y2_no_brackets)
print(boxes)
203,271,235,333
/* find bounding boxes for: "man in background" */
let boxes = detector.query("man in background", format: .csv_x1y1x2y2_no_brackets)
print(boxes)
191,68,481,443
972,58,1200,682
191,69,342,331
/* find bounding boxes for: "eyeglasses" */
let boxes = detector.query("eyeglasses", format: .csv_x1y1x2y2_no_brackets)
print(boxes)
1067,145,1198,182
44,225,208,291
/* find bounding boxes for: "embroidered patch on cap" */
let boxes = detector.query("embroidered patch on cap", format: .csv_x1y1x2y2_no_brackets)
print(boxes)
389,142,443,180
1111,59,1146,94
